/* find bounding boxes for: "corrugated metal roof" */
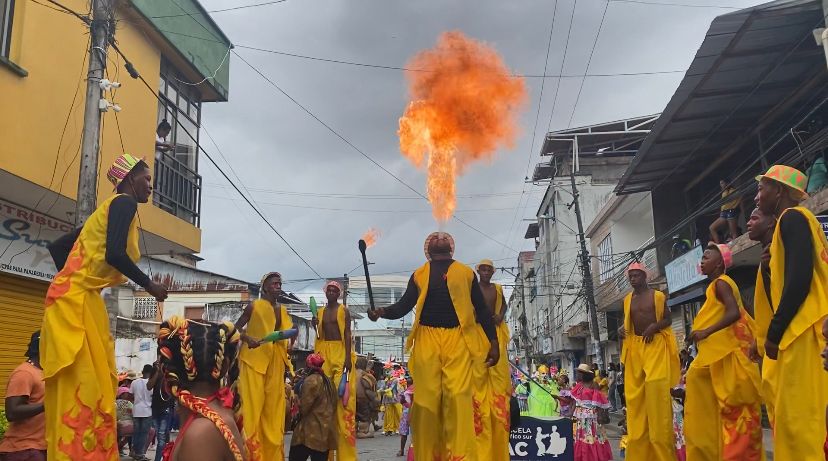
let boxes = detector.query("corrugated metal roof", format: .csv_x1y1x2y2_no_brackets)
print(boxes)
616,0,825,194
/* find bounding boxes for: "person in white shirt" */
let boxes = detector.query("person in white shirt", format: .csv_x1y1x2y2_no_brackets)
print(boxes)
155,120,173,160
130,364,154,461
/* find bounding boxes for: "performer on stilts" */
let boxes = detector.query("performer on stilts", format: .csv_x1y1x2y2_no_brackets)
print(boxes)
475,259,510,461
313,281,357,461
42,154,168,460
235,271,293,460
685,243,764,460
754,164,828,459
368,232,499,461
617,262,679,461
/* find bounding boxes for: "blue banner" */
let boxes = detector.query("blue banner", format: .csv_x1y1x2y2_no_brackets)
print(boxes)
510,416,574,460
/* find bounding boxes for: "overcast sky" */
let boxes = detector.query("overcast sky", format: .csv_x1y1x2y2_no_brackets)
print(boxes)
193,0,762,299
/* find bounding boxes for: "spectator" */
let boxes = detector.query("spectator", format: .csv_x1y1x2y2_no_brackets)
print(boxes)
596,370,609,395
397,376,414,457
130,364,154,461
155,119,174,157
710,179,741,243
147,361,174,461
290,353,338,461
806,156,828,194
671,235,692,259
116,388,134,456
615,364,625,408
0,331,45,461
607,364,619,412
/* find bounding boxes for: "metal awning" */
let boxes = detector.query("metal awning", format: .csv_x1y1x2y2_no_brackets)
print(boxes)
616,0,825,195
524,223,540,239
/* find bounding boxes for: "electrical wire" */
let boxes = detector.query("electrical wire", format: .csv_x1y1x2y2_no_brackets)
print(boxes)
565,0,610,129
148,0,288,19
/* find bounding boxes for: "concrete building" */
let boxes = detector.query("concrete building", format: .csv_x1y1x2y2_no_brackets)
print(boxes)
0,0,231,399
347,275,413,362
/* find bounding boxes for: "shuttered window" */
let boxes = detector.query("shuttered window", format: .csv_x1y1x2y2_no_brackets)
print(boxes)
0,273,47,406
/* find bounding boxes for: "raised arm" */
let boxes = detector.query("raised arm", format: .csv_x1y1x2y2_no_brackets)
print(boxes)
370,275,418,321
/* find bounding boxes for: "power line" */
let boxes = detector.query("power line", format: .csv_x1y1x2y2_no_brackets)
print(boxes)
566,0,610,129
609,0,740,9
147,0,287,19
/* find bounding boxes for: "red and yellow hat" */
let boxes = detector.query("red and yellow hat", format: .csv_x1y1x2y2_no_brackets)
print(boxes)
755,164,809,200
106,154,144,189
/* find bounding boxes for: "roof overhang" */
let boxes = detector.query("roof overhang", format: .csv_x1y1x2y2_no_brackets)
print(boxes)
615,0,825,195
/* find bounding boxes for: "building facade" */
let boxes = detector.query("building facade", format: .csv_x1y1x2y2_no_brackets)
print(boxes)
0,0,230,400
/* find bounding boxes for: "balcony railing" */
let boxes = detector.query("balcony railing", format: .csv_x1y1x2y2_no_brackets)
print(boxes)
153,151,201,226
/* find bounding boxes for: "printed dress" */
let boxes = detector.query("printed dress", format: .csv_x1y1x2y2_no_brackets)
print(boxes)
569,383,613,461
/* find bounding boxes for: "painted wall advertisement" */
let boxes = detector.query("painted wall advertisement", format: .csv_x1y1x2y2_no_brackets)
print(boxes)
510,416,573,460
0,198,72,282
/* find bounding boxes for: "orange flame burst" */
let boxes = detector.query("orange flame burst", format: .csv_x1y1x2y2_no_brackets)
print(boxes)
398,31,527,222
362,228,381,248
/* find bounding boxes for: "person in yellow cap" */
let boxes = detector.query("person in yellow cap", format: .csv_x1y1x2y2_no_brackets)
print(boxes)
41,154,168,460
617,261,678,461
755,164,828,459
474,259,510,461
312,280,357,461
685,243,764,460
368,232,499,461
235,271,294,460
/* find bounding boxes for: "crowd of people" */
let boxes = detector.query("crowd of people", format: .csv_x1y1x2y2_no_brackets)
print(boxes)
0,153,825,461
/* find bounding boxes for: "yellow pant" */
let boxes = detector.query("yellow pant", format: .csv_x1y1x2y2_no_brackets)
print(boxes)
685,352,764,461
622,335,677,461
43,289,118,461
767,325,828,461
316,340,357,461
488,324,511,461
384,403,402,433
471,331,491,461
410,326,476,461
239,350,287,460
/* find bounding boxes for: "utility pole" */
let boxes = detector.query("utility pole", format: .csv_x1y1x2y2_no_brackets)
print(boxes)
569,170,602,361
76,0,115,226
519,276,531,368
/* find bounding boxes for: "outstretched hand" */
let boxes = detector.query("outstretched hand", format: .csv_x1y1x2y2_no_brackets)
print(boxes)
368,307,385,322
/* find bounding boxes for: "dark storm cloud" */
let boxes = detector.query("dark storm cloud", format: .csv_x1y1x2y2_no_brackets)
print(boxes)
192,0,760,292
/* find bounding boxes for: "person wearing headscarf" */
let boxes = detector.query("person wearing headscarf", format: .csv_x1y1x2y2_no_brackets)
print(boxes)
290,353,337,461
617,261,679,461
42,154,168,460
311,280,356,460
755,164,828,459
235,271,294,460
368,232,499,461
685,243,763,460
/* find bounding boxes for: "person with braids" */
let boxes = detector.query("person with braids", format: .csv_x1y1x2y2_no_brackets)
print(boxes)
42,154,168,461
312,280,357,461
156,316,245,461
234,272,294,460
290,353,337,461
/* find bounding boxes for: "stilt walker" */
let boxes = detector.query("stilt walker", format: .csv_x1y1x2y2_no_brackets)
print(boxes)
754,164,828,459
236,271,294,460
42,154,168,460
314,281,357,461
368,232,499,461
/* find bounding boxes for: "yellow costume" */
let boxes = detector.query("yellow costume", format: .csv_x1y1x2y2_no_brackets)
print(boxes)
685,275,764,461
315,304,357,461
763,207,828,460
407,262,485,461
620,290,679,461
487,284,511,461
752,269,778,425
383,400,402,433
239,298,293,460
42,194,137,460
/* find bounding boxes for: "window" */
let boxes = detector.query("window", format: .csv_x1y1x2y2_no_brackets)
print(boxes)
0,0,14,58
185,306,205,320
598,234,614,283
154,58,202,225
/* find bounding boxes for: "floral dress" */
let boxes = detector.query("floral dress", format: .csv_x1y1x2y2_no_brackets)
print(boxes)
569,383,613,461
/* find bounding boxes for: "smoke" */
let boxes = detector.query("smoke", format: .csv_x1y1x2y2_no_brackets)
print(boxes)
398,31,528,222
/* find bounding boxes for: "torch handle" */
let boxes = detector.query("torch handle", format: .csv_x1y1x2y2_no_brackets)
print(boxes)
359,242,376,312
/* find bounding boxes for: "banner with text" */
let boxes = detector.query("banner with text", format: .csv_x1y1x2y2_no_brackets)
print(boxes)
510,416,573,461
0,198,72,282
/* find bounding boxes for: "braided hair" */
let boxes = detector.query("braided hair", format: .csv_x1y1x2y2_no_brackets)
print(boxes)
157,316,243,461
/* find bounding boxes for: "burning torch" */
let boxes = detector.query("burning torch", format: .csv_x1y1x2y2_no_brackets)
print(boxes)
358,239,376,315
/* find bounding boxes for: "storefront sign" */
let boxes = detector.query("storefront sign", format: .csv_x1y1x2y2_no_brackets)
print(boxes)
665,245,706,293
0,198,72,282
816,215,828,239
510,416,573,460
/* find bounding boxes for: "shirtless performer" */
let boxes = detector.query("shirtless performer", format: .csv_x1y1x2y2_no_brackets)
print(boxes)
618,262,679,461
475,260,510,461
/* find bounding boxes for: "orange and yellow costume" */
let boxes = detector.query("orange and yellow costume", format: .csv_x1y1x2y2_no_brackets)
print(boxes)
42,194,138,460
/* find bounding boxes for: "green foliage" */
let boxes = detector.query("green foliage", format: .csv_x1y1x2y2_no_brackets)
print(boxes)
0,410,7,440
